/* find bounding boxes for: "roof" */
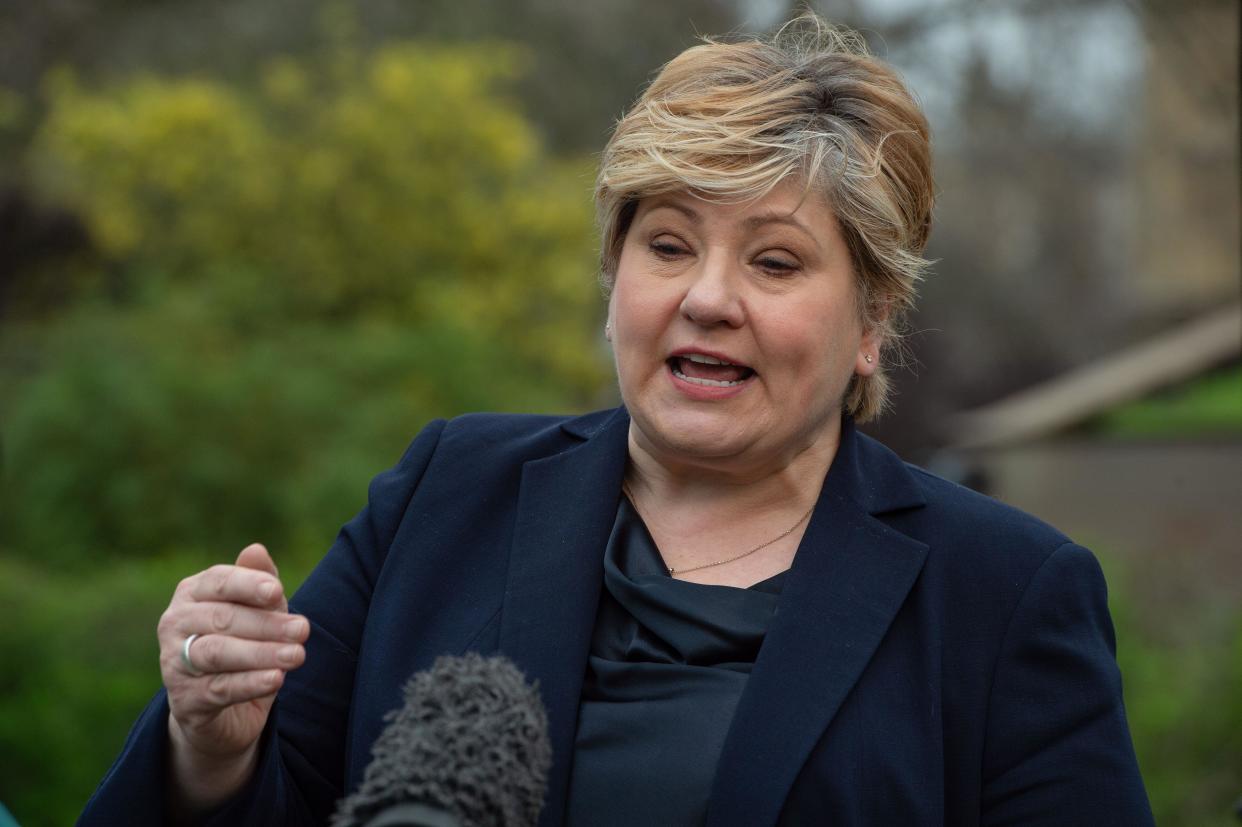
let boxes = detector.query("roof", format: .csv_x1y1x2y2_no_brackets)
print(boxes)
950,301,1241,449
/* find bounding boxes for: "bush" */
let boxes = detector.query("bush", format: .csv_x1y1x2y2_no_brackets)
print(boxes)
3,42,610,565
27,43,607,383
0,554,188,827
3,294,598,565
0,548,326,827
1,42,611,821
1103,556,1242,826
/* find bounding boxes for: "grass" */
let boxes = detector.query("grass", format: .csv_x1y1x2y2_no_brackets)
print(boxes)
1097,364,1242,438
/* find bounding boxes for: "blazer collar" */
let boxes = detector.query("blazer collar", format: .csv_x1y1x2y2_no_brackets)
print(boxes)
705,417,929,826
499,406,631,827
501,408,929,827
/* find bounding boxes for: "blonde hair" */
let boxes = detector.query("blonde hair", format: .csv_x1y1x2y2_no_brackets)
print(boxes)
595,13,934,422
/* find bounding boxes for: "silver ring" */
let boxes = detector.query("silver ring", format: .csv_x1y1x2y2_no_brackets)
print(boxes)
181,633,203,675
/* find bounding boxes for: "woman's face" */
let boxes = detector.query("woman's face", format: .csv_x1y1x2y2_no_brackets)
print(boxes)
609,183,880,474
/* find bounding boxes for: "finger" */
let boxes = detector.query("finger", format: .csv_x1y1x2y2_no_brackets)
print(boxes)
179,669,286,714
185,634,306,674
188,564,284,609
235,543,277,577
177,603,309,643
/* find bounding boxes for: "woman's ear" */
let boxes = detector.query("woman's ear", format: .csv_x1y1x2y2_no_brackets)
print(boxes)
854,297,889,375
855,335,880,376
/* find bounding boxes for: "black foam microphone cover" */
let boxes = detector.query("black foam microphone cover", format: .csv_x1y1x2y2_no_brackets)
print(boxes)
332,653,552,827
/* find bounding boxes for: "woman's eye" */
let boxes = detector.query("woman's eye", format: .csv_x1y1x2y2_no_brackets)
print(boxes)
756,255,798,274
650,239,687,258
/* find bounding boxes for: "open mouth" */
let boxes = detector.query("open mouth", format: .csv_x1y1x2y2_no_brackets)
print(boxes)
668,353,756,387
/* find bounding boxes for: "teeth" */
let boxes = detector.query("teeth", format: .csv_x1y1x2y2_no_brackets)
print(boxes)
671,365,746,387
684,353,733,366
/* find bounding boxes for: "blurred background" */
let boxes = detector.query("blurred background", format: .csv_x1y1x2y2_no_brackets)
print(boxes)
0,0,1237,824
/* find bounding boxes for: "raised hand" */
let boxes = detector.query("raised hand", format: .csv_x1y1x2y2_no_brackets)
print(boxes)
156,543,308,814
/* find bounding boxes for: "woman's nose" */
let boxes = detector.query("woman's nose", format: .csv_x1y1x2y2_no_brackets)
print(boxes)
679,253,745,328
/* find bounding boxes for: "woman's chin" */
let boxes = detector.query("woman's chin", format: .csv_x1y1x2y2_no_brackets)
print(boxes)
633,409,759,463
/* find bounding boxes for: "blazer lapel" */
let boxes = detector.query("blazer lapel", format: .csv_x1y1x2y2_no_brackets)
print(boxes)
705,420,929,827
498,407,630,827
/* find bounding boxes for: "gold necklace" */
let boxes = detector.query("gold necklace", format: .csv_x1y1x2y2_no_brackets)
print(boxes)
622,483,816,576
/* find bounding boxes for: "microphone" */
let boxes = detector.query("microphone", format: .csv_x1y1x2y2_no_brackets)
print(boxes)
331,653,552,827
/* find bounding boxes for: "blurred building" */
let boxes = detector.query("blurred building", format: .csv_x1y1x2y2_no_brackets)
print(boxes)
934,0,1242,591
1133,0,1239,315
940,302,1241,605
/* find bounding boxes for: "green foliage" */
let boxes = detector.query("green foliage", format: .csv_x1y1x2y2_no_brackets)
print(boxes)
1102,556,1242,826
0,551,322,827
27,44,605,383
3,42,610,565
1,45,612,820
2,292,591,565
1096,365,1242,438
0,554,173,827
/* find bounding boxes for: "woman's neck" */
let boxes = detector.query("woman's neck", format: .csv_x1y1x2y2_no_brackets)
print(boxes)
624,417,842,506
622,418,843,584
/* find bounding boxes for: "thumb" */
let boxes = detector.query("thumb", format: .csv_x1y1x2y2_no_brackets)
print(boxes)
236,542,278,576
235,543,287,610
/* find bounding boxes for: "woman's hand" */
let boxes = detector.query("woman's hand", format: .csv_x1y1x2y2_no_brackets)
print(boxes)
157,543,309,814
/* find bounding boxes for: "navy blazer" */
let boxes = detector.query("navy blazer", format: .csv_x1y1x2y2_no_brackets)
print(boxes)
81,407,1153,826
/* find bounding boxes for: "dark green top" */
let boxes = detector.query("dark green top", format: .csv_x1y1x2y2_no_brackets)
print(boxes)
565,497,786,826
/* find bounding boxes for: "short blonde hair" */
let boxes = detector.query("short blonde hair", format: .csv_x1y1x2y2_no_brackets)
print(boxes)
595,14,934,422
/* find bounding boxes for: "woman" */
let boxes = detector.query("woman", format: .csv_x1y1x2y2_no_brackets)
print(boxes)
81,15,1153,826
